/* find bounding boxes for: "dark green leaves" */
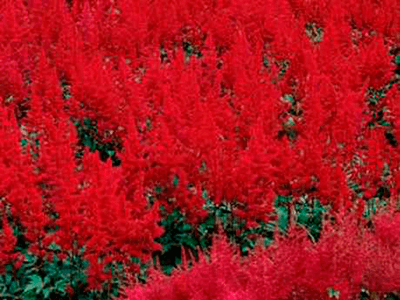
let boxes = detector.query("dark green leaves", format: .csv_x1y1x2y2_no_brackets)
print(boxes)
277,205,290,234
23,275,43,295
274,195,329,242
275,195,292,235
294,199,329,242
305,22,324,44
154,208,199,274
75,117,122,166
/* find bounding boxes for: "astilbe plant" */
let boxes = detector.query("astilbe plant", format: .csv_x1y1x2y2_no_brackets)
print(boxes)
0,0,400,298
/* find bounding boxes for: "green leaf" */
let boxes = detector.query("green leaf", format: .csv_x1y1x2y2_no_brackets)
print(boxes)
55,280,67,294
395,55,400,65
328,287,340,298
277,205,289,233
182,223,192,232
378,120,391,126
175,257,182,266
8,280,18,295
263,57,269,67
205,216,214,228
297,205,309,225
43,276,51,286
24,253,37,265
283,94,295,105
83,118,91,128
24,275,43,294
172,175,179,187
275,195,292,206
89,139,97,152
43,287,51,299
5,272,12,285
48,242,61,251
163,264,174,275
184,236,198,249
5,264,13,273
264,236,273,247
372,198,377,214
154,186,162,195
112,286,120,297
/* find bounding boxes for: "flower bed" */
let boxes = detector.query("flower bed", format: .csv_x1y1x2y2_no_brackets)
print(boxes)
0,0,399,299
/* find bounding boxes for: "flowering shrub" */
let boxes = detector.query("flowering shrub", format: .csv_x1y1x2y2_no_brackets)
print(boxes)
0,0,400,299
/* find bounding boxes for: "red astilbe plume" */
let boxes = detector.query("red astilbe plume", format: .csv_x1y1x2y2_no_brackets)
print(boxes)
363,212,400,294
69,52,125,126
0,103,49,257
75,0,100,50
0,214,17,271
347,0,400,40
356,35,395,90
205,9,237,55
306,214,369,299
161,50,221,154
31,48,65,119
0,56,26,106
386,87,400,144
36,115,82,251
353,129,390,202
65,152,164,290
333,88,367,159
232,115,278,223
0,0,30,53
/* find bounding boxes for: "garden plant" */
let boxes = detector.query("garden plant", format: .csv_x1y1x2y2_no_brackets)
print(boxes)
0,0,400,299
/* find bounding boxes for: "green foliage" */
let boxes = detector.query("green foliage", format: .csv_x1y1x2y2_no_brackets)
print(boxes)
20,138,28,147
263,55,269,68
18,128,41,160
274,195,329,242
327,287,340,299
395,55,400,66
172,175,179,188
182,41,202,62
0,240,127,300
367,87,385,106
152,190,330,277
236,221,275,255
60,79,72,100
154,207,198,275
365,83,399,147
274,195,292,235
0,250,78,299
75,118,122,167
363,186,391,219
130,257,150,284
305,23,324,43
294,198,329,242
201,191,275,255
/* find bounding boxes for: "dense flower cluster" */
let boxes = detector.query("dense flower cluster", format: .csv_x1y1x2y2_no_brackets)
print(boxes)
0,0,399,298
125,214,400,300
